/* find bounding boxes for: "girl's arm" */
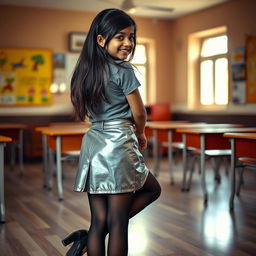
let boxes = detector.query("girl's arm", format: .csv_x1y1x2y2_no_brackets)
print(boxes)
126,89,147,151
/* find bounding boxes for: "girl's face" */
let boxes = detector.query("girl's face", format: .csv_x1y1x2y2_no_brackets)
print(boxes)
98,26,135,60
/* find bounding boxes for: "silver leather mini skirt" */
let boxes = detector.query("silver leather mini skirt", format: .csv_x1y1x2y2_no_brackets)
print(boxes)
74,119,149,194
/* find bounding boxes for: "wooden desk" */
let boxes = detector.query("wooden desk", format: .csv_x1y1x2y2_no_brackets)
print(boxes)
223,132,256,210
37,125,90,200
145,122,239,184
146,121,205,182
0,136,12,223
36,122,91,189
0,124,26,175
176,127,256,204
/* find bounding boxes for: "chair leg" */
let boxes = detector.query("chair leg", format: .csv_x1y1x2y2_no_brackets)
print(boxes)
156,143,164,172
173,149,181,165
185,154,198,191
198,155,201,174
236,167,244,196
211,158,221,183
10,143,16,171
224,157,230,176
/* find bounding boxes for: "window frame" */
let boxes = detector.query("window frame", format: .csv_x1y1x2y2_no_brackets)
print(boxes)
131,43,149,104
199,34,229,106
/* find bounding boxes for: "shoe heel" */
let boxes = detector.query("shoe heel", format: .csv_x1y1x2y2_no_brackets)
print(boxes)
62,232,76,246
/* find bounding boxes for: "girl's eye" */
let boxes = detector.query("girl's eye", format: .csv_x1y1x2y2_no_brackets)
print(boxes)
116,35,124,40
129,36,135,42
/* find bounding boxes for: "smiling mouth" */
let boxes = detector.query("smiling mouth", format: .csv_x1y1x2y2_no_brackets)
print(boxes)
119,48,131,54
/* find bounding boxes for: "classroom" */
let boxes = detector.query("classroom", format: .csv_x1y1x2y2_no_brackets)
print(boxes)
1,0,256,255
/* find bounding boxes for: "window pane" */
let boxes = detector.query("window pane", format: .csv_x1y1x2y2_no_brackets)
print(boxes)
200,60,214,105
215,58,228,104
134,65,146,103
201,35,228,57
132,45,147,64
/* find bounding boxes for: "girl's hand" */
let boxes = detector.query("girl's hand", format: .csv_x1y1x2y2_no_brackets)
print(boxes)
135,132,147,152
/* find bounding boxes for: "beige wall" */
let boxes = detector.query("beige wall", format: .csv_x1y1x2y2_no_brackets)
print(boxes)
171,0,256,112
0,5,173,116
1,0,256,116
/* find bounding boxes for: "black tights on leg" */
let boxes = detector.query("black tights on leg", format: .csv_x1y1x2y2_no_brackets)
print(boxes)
87,193,133,256
86,172,161,256
107,193,134,256
87,194,108,256
129,171,161,218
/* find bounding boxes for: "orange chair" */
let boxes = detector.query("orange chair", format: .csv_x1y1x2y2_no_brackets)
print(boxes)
150,103,171,121
146,103,171,156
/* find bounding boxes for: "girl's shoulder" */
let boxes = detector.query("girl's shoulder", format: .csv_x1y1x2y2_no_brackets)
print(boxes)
109,61,133,75
110,60,133,69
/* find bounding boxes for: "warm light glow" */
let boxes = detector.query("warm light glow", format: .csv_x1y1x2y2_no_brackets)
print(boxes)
134,66,146,103
215,58,228,104
128,8,136,14
200,34,228,105
203,211,232,248
59,82,67,93
128,223,148,254
131,44,147,103
50,83,58,93
200,60,213,105
201,35,228,57
50,82,67,94
132,45,147,64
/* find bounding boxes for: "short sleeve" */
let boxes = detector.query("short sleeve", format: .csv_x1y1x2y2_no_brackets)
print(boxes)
117,62,141,95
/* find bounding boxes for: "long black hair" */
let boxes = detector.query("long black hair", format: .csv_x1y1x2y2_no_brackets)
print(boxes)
71,8,137,121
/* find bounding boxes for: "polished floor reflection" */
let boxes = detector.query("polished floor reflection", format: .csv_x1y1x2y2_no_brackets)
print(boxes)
0,155,256,256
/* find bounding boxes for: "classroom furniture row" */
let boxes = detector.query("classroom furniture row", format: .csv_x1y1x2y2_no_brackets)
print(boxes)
146,121,256,210
35,122,91,200
0,124,25,175
1,121,256,224
0,123,26,223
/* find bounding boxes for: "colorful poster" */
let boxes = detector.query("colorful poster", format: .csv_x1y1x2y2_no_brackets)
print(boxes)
231,46,246,104
246,37,256,103
52,53,67,93
231,82,246,104
232,63,246,81
0,48,52,105
66,53,79,91
233,47,245,63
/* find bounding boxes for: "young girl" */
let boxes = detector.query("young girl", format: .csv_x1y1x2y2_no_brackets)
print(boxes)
62,8,161,256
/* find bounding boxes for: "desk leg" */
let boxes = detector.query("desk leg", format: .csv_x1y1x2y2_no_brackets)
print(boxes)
200,135,207,204
9,142,15,170
42,134,48,188
168,131,174,184
229,138,236,210
56,136,63,200
153,129,159,176
181,134,187,191
48,148,54,190
0,143,6,223
18,129,24,176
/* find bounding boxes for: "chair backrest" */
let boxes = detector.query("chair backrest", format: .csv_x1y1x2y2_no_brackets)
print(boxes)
150,103,171,121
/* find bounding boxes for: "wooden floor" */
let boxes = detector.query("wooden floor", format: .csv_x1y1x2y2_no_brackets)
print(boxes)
1,155,256,256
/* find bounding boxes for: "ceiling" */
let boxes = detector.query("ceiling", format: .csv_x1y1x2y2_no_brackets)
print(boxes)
0,0,231,19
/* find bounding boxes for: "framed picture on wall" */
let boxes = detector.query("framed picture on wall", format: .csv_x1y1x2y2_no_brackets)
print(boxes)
69,32,87,52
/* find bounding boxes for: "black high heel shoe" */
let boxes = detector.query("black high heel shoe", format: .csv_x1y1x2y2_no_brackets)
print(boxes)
62,229,88,256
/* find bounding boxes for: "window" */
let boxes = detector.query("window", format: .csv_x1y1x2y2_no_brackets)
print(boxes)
131,44,148,103
200,35,228,105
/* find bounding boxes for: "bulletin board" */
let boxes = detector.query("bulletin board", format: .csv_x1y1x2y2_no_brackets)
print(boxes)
246,36,256,103
0,48,52,105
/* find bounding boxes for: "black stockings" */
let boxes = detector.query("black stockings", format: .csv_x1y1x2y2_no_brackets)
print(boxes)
87,172,161,256
128,172,161,218
87,193,133,256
